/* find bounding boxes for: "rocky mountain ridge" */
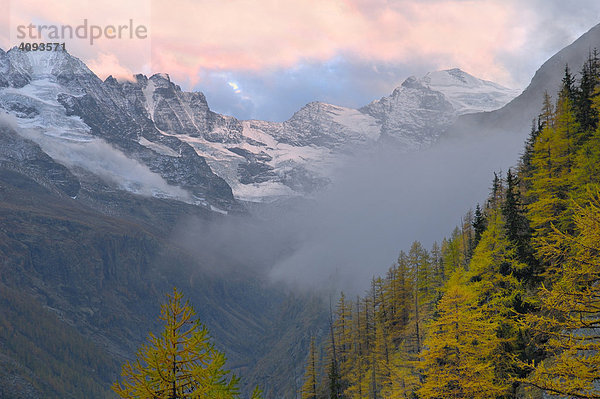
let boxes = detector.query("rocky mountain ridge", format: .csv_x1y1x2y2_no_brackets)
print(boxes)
0,48,518,203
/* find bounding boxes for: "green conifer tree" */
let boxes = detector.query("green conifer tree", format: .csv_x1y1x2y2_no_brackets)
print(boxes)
472,203,487,247
502,169,538,282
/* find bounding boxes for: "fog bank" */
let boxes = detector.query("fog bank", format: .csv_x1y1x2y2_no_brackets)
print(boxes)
265,127,528,294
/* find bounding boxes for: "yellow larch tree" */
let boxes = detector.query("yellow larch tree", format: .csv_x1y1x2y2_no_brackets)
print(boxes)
522,189,600,398
301,337,319,399
382,348,420,399
112,287,240,399
419,271,507,399
467,207,527,388
528,92,579,246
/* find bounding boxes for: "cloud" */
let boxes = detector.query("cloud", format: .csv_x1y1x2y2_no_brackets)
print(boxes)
3,0,532,85
148,0,600,120
149,0,523,84
5,0,152,77
15,127,191,201
168,111,532,295
495,0,600,86
0,0,8,49
2,0,600,120
87,52,136,81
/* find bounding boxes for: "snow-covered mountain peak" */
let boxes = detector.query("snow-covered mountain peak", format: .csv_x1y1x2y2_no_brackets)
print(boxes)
146,73,174,88
398,76,423,90
6,47,92,80
274,101,380,147
418,68,520,114
152,72,171,82
380,69,520,116
358,68,519,149
288,101,343,120
421,68,481,88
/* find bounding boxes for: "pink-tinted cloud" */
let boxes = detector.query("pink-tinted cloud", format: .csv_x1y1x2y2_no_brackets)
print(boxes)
148,0,528,86
0,0,597,90
87,52,136,81
2,0,528,84
5,0,152,78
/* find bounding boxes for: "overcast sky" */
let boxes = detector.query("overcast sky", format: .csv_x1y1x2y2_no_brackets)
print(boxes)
2,0,600,121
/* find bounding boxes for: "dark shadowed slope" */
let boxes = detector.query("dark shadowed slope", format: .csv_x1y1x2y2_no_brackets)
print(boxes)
0,121,326,398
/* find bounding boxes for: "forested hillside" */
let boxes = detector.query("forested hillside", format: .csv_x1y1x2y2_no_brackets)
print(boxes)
302,53,600,399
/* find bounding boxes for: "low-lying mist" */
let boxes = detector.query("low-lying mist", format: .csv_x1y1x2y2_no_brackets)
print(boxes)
268,129,527,294
173,124,530,296
15,125,191,201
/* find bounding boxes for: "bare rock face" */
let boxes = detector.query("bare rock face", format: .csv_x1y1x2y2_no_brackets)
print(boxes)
144,74,244,143
0,49,237,211
0,49,31,88
360,76,456,148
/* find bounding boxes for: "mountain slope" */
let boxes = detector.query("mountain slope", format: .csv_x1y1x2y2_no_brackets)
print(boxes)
444,22,600,140
359,68,518,146
133,68,516,201
420,68,520,114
